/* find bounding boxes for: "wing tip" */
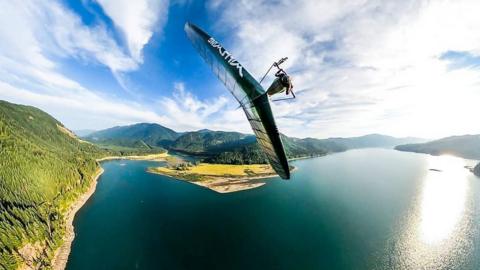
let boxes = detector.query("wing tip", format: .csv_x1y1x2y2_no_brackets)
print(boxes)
184,21,200,33
184,21,191,32
276,165,290,180
282,159,291,179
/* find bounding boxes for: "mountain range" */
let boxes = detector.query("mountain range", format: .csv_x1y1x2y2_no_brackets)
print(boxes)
84,123,427,164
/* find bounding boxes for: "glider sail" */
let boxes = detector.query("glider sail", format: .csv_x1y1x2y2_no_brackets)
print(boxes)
184,22,290,179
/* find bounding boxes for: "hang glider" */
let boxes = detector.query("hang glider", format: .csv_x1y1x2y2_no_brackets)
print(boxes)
184,22,291,179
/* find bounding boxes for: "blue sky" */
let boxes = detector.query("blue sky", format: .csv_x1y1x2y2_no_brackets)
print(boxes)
1,0,480,139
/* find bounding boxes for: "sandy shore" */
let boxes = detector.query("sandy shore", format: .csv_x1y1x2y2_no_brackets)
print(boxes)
177,167,296,193
148,169,276,193
148,165,298,193
188,175,275,193
51,167,104,270
288,154,326,161
96,152,169,162
50,153,168,269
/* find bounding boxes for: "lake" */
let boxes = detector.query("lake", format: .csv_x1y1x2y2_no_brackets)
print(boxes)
66,149,480,270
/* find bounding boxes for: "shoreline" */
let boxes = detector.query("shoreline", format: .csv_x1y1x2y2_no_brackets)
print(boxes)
148,165,297,193
51,167,104,270
149,169,277,193
50,152,168,269
288,154,326,161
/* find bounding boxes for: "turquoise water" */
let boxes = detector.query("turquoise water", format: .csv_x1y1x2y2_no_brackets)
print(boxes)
66,149,480,269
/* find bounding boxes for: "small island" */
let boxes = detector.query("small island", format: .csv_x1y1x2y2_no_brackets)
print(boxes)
148,156,280,193
474,163,480,177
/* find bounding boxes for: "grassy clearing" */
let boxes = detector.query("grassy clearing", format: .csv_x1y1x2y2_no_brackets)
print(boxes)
148,163,275,182
189,163,273,176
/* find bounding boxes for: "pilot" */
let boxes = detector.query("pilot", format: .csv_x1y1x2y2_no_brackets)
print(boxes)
275,68,293,96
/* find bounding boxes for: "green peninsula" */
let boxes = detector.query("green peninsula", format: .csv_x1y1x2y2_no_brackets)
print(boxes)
148,159,278,193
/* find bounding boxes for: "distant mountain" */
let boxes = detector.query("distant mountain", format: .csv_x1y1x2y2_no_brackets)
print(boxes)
326,134,426,149
171,131,256,153
169,131,343,163
395,134,480,160
174,132,425,164
73,129,96,137
86,123,425,164
169,132,321,164
85,123,180,149
281,135,346,156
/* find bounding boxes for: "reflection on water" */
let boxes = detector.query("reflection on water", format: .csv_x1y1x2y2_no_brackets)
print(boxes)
390,155,474,269
420,156,469,243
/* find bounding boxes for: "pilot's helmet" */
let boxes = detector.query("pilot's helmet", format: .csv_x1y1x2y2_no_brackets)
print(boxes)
280,75,290,87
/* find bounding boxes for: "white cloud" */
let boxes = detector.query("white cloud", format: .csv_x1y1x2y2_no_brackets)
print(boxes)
46,4,139,72
96,0,169,63
209,0,480,139
0,0,248,133
0,0,146,104
0,0,169,130
0,81,169,130
156,82,250,132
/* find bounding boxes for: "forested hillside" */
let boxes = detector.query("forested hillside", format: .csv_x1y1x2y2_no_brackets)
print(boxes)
172,131,424,164
203,134,345,164
395,134,480,160
171,130,255,153
85,123,425,165
0,101,107,269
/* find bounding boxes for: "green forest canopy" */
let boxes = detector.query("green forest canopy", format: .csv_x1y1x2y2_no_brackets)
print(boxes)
0,100,162,269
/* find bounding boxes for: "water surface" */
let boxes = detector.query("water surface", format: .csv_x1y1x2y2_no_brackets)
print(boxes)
66,149,480,269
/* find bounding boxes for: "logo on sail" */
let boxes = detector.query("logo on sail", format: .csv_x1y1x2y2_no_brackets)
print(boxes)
208,37,244,78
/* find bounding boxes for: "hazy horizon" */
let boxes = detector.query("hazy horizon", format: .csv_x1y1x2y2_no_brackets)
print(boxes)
71,120,437,141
